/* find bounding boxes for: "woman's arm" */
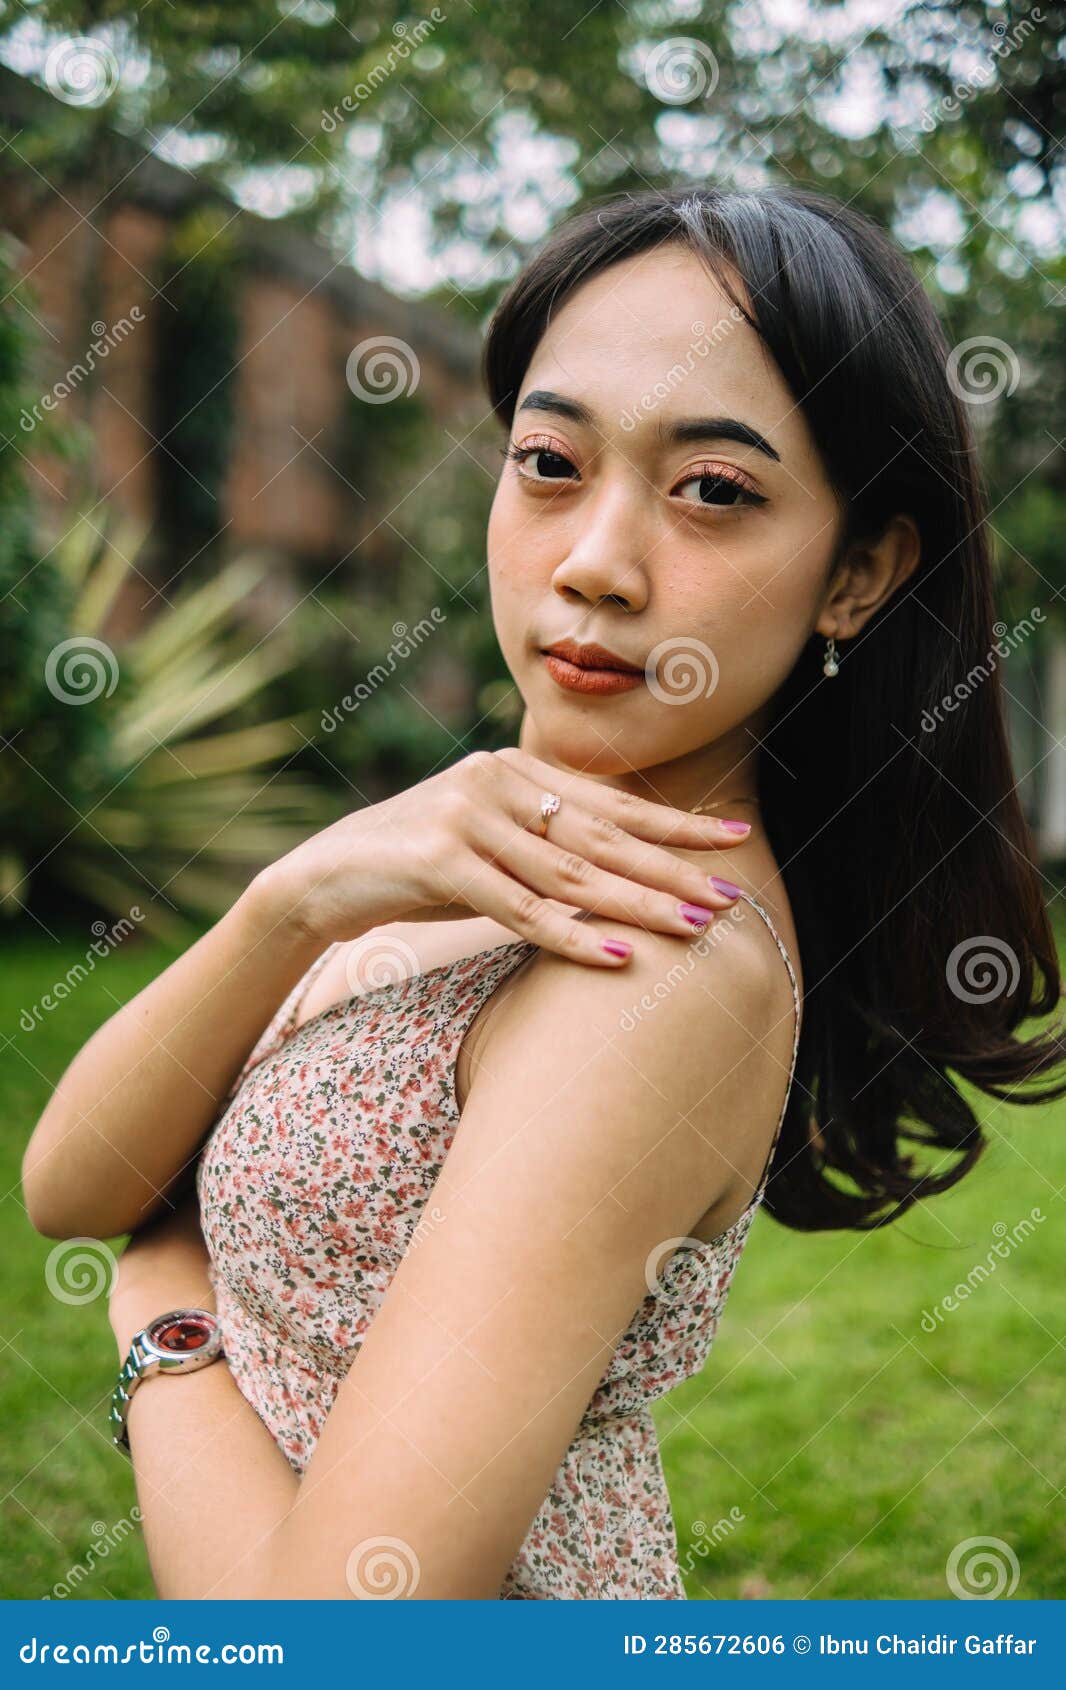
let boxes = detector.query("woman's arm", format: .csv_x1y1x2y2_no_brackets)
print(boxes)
22,752,746,1243
22,875,326,1241
108,1196,299,1595
109,914,785,1600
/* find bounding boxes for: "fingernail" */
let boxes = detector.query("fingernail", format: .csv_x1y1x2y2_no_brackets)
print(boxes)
721,820,751,835
602,939,632,958
709,876,742,900
679,902,715,928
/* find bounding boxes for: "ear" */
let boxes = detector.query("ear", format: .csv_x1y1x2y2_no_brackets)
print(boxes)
815,513,921,642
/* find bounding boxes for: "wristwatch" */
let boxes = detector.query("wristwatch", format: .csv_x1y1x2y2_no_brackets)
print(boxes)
109,1308,224,1455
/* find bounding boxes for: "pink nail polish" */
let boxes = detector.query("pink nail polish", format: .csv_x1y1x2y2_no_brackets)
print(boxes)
679,903,715,927
721,820,751,835
709,876,742,899
602,939,632,958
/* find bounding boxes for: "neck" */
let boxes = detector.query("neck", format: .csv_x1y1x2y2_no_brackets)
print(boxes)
517,710,766,816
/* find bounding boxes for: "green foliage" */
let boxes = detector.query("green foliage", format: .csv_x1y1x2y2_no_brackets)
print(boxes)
996,482,1066,616
0,241,102,912
9,4,1062,258
272,387,522,799
2,510,339,939
152,206,240,562
6,2,1062,619
3,0,1063,807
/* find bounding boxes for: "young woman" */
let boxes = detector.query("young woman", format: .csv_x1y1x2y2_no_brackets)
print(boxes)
23,184,1065,1601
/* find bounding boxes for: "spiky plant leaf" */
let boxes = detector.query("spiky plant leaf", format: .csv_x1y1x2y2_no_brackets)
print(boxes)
12,508,339,936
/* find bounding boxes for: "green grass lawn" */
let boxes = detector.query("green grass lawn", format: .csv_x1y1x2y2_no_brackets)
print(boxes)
1,919,1063,1600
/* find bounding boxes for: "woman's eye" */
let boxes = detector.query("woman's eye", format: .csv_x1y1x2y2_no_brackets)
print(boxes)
675,471,760,508
508,444,577,482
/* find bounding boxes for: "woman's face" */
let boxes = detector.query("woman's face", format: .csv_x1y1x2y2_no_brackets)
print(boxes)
486,242,845,791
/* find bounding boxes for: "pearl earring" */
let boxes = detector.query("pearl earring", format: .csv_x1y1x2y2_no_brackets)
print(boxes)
823,636,839,678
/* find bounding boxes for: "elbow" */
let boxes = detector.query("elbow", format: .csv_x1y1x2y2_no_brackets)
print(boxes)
22,1170,89,1241
21,1140,126,1242
21,1146,65,1239
21,1115,79,1238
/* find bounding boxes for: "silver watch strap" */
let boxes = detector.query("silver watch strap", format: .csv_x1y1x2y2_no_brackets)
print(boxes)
108,1310,223,1456
109,1334,153,1453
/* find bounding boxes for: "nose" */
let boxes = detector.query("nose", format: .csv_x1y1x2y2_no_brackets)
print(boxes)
549,482,651,613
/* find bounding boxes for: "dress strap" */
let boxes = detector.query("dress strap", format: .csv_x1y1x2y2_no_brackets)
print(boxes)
728,888,802,1191
220,941,342,1109
277,940,343,1041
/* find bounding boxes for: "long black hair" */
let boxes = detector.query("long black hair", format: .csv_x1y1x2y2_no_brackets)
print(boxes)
481,183,1066,1232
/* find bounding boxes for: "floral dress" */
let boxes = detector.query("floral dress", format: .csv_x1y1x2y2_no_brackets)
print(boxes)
196,891,801,1599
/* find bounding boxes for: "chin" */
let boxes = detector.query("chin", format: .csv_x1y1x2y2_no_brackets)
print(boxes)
530,713,682,779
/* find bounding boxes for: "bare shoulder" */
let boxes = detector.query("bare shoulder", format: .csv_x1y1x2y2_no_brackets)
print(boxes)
480,836,801,1063
461,844,802,1229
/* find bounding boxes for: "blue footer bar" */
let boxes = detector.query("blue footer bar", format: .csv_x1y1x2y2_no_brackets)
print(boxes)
3,1599,1063,1685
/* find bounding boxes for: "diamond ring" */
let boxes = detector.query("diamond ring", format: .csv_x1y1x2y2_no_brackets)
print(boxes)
535,791,561,838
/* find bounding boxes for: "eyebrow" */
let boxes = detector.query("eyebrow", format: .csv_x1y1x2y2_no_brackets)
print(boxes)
515,389,781,463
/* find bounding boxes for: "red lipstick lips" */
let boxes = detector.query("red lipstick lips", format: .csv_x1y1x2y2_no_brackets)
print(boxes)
541,639,647,696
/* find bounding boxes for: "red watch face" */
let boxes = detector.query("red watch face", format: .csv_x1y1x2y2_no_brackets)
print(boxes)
149,1314,214,1353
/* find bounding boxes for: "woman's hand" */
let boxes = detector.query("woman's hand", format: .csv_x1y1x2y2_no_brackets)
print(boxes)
109,1187,215,1357
255,746,752,967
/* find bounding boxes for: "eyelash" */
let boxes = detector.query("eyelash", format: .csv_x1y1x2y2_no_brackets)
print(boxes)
499,439,767,509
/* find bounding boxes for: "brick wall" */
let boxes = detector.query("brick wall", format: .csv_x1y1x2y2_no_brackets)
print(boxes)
8,183,484,590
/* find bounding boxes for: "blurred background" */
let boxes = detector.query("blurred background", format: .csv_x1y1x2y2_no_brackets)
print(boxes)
0,0,1063,1600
